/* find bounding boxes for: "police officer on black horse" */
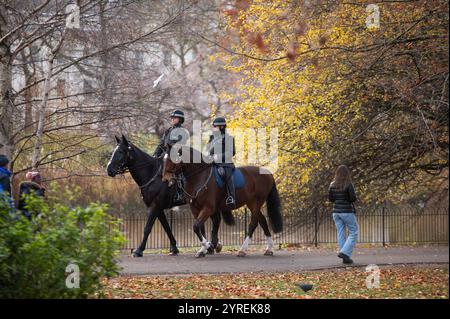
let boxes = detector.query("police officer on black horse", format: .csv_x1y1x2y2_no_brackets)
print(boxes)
153,109,189,205
154,109,186,158
207,117,236,207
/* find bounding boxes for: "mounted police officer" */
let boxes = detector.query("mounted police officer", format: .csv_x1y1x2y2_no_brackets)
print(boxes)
153,109,187,158
154,110,189,205
207,117,236,207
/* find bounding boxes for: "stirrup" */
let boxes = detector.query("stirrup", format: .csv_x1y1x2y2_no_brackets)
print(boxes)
226,196,235,205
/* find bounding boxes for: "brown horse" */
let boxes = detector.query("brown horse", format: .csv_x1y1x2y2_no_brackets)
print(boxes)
162,145,283,258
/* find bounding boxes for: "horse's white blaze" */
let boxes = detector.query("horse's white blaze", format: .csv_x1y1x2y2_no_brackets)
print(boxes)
107,145,119,167
239,236,251,252
265,236,274,251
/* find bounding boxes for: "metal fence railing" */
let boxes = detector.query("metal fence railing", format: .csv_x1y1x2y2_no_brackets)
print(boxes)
113,205,449,251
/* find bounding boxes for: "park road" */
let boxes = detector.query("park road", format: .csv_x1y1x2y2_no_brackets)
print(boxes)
118,246,449,275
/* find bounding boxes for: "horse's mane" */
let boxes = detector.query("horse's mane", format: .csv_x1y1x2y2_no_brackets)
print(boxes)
130,142,156,162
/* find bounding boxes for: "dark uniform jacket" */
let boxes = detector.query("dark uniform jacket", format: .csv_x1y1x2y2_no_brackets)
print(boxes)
207,131,236,165
17,181,45,210
328,182,357,213
154,123,188,157
0,167,12,196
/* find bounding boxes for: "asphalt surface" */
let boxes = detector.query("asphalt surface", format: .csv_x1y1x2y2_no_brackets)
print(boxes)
118,246,449,275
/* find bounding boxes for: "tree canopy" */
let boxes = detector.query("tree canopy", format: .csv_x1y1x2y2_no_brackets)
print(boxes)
217,0,448,210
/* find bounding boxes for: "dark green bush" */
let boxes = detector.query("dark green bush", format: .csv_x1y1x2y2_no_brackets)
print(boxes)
0,193,125,298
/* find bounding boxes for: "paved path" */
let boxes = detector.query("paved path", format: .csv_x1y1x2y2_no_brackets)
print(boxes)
118,246,449,275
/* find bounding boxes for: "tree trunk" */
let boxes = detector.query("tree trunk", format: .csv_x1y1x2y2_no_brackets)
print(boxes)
98,0,112,140
21,60,35,134
31,54,54,170
0,42,14,164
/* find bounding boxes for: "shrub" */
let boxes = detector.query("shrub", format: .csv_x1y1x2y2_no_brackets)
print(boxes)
0,193,125,298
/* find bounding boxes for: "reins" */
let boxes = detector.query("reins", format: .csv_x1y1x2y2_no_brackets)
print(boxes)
119,157,160,174
174,165,213,201
113,146,163,190
138,164,162,190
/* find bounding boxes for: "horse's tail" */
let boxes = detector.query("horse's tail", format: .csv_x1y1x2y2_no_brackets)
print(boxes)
221,210,235,226
266,181,283,233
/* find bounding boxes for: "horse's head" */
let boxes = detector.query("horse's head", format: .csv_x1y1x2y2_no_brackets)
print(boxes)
161,145,183,184
161,154,174,184
107,134,134,177
162,144,207,184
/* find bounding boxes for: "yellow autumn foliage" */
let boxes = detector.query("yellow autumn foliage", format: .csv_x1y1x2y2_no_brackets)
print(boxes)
216,0,448,212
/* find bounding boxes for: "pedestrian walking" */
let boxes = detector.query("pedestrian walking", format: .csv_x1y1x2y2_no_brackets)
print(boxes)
329,165,359,264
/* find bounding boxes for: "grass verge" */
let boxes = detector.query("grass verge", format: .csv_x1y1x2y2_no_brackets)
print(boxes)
102,264,448,299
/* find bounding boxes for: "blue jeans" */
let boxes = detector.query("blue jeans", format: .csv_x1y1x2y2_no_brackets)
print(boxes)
332,213,358,257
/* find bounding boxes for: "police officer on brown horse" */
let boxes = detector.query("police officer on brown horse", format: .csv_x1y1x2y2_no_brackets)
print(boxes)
207,117,236,207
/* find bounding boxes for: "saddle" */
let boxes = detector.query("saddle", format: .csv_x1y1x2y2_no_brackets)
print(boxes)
213,166,245,189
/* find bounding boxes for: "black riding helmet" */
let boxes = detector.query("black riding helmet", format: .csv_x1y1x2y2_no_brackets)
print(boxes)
212,117,226,127
170,110,185,124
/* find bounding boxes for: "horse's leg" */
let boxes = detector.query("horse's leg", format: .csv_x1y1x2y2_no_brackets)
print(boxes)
157,212,179,256
200,222,213,255
237,209,259,257
193,209,213,258
259,214,274,256
208,211,222,254
199,222,216,254
200,223,213,254
200,224,207,239
133,204,159,257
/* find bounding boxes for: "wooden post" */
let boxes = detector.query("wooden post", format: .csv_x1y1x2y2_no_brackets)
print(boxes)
314,207,318,248
382,201,386,247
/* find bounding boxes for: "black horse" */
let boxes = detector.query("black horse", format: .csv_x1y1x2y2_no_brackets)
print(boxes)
106,135,224,257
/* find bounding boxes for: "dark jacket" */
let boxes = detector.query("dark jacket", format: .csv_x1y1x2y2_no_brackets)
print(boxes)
207,131,235,165
18,181,45,212
0,167,12,195
328,182,357,213
153,123,188,157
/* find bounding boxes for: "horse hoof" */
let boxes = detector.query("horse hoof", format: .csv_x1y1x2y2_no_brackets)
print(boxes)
206,247,215,255
195,252,206,258
264,250,274,256
132,250,143,258
169,247,179,256
237,251,246,257
215,243,223,253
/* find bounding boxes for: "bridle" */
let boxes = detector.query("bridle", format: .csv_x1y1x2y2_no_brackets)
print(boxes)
112,145,162,190
164,155,213,201
110,145,134,175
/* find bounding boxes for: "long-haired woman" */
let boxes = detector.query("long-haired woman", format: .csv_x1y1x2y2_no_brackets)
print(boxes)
329,165,359,264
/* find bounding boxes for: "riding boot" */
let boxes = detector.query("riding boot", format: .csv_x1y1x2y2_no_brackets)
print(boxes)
174,185,185,205
174,189,183,203
172,178,185,206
